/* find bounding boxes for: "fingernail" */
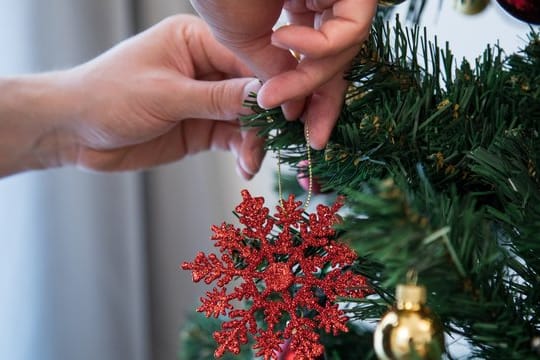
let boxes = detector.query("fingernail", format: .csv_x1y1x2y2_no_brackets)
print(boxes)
239,166,253,181
235,163,244,178
255,83,276,110
243,79,262,99
239,156,254,176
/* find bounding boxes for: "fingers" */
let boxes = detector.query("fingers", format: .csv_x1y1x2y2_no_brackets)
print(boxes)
258,43,356,150
191,0,308,120
272,22,364,59
228,41,306,120
272,0,377,58
258,45,358,109
190,0,284,44
168,75,266,179
264,0,375,121
202,122,265,180
283,1,315,27
130,120,264,180
185,18,254,78
306,0,338,11
191,121,265,180
77,120,265,179
238,128,266,179
176,77,262,120
284,0,335,13
303,73,347,149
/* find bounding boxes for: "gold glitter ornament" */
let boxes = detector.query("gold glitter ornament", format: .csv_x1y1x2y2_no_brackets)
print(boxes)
374,284,445,360
532,336,540,355
378,0,407,7
453,0,490,15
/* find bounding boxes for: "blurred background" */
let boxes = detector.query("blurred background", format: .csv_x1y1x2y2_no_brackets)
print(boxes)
0,0,529,359
0,1,276,359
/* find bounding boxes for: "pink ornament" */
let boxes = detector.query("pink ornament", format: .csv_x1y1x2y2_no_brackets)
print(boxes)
296,160,323,194
278,337,324,360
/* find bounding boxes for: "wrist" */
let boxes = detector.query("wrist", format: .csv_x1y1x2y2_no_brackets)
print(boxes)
0,72,79,177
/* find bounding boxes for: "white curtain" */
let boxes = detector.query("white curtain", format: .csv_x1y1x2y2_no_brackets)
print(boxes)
0,1,276,359
0,1,148,360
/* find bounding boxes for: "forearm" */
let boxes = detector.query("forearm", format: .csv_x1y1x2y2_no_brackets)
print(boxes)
0,73,77,177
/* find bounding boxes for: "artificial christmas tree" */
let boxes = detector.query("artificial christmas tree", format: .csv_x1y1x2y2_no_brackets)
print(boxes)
181,1,540,359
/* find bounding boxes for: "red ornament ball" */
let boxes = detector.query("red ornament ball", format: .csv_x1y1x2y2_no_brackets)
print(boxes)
297,160,323,194
496,0,540,24
278,338,324,360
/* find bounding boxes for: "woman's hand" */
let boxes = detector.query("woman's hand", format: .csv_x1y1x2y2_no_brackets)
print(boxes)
191,0,377,149
0,15,265,179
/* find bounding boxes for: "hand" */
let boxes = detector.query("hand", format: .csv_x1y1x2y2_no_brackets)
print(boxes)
190,0,377,149
69,14,265,179
0,15,264,179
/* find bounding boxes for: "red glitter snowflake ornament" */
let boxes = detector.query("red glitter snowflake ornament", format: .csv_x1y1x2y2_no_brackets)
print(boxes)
182,190,372,360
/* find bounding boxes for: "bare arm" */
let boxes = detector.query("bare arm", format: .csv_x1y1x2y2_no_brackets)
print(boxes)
0,15,265,179
0,73,76,177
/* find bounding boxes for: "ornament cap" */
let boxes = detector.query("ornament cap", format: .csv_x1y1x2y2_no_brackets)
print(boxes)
396,284,426,311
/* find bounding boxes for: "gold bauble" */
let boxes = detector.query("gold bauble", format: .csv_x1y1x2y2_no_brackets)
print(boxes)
453,0,490,15
532,336,540,355
374,284,445,360
378,0,407,7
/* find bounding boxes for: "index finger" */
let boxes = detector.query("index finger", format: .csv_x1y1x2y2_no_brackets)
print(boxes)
272,0,377,58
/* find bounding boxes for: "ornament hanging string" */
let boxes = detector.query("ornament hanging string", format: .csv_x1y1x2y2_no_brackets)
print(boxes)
277,119,313,210
276,46,313,211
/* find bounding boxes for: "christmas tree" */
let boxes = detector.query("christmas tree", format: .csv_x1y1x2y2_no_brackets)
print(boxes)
181,1,540,359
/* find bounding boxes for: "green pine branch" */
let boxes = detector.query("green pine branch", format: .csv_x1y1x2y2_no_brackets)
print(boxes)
240,16,540,359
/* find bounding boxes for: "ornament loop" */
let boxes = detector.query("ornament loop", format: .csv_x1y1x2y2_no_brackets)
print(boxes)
406,268,418,285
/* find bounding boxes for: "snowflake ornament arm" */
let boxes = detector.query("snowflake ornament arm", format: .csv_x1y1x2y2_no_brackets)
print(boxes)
182,190,373,360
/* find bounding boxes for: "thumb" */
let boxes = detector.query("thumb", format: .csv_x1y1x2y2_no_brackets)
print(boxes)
178,78,262,120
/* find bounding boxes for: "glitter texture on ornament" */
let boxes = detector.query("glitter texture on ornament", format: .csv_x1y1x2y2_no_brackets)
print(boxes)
182,190,372,360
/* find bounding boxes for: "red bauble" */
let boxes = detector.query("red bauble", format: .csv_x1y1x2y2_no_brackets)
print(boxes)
278,338,324,360
297,160,323,194
278,339,296,360
496,0,540,24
